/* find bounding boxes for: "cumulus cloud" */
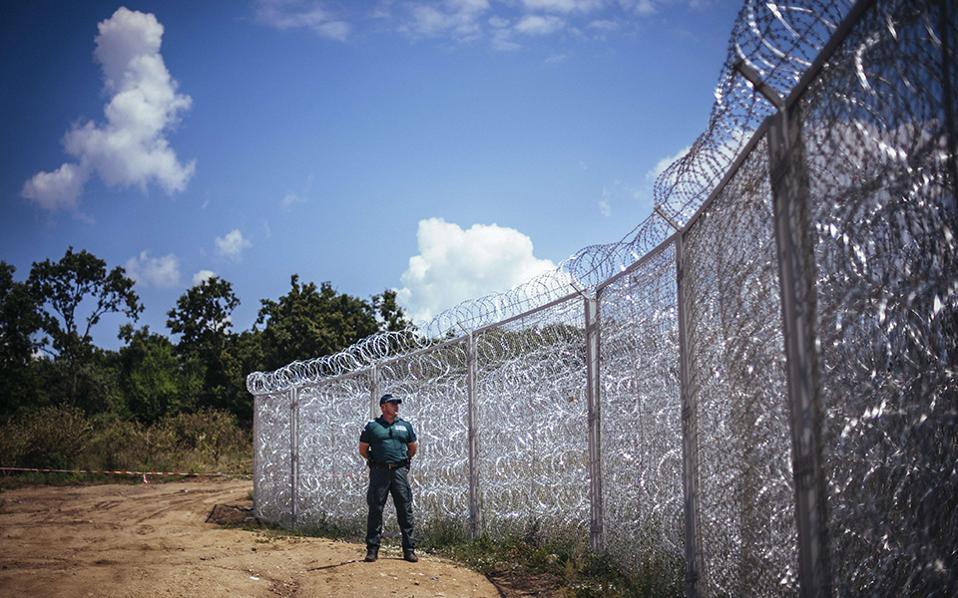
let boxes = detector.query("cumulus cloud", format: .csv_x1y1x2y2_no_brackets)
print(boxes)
192,269,216,285
401,0,490,40
22,7,195,211
21,163,89,211
125,251,181,288
515,14,566,35
646,145,691,182
215,229,252,261
397,218,556,323
521,0,604,13
254,0,350,40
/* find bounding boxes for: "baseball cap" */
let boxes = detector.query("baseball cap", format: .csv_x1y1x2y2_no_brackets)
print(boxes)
379,393,402,405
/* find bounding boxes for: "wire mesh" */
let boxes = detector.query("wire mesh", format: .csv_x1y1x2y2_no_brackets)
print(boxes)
246,0,957,594
681,137,800,596
799,0,958,593
474,294,590,538
378,341,471,533
252,390,293,526
598,240,684,586
296,374,370,531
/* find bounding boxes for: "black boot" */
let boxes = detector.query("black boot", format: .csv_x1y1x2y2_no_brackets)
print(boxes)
364,546,379,562
403,548,418,563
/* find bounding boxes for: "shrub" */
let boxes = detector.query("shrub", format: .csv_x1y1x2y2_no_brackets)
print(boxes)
0,405,92,469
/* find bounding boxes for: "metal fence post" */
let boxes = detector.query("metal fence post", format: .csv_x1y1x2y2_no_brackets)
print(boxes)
252,393,261,518
768,106,831,597
370,364,380,420
466,332,481,539
290,385,299,529
584,295,604,552
676,233,704,597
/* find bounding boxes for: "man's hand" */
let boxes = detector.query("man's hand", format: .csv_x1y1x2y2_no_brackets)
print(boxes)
407,442,417,459
359,442,370,460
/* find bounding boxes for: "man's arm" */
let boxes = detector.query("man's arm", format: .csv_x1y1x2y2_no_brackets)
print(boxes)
406,442,417,459
359,442,370,460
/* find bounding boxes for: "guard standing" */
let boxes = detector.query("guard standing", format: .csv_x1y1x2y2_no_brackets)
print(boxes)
359,393,418,563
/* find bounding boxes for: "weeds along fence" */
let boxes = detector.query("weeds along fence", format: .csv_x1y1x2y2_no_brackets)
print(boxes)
247,0,957,595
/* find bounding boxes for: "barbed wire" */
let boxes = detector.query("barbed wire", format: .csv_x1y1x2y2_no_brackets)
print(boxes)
247,0,855,396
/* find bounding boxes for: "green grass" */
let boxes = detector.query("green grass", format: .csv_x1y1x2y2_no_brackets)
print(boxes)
264,514,682,597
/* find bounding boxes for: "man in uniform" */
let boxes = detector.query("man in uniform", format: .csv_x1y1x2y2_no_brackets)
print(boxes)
359,393,418,563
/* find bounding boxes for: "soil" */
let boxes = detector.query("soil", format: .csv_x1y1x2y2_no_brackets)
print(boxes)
0,478,507,598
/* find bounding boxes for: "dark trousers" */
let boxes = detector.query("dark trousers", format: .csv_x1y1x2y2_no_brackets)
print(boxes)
365,465,416,550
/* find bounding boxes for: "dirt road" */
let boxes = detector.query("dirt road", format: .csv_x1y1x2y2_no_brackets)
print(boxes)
0,478,500,597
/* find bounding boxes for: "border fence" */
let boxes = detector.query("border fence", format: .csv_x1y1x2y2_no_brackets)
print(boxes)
248,0,957,595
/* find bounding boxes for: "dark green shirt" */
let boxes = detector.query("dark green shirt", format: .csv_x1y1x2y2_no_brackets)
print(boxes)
360,416,417,464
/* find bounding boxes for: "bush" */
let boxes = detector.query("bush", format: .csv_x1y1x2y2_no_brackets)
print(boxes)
0,405,92,469
0,406,250,476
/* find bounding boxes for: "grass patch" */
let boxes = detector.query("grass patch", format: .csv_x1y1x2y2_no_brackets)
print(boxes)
272,513,682,597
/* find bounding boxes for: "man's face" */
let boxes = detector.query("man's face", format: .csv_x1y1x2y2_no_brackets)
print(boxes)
381,400,399,417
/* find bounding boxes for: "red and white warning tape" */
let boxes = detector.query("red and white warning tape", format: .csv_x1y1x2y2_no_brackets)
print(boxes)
0,466,237,482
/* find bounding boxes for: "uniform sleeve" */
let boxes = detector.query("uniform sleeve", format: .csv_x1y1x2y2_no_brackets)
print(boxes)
359,422,372,443
407,421,417,443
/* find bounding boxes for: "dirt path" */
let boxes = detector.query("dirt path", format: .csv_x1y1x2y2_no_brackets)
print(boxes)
0,478,501,597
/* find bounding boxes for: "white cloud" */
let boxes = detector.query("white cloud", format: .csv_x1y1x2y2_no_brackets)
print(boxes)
587,19,619,30
634,0,656,16
646,144,691,182
254,0,351,40
521,0,604,13
397,218,556,323
192,269,216,285
599,197,611,216
125,251,181,288
401,0,490,40
545,52,569,64
215,229,252,261
281,192,306,209
21,163,88,211
515,14,566,35
22,7,194,211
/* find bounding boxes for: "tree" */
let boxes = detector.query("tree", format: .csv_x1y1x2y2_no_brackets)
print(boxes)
0,262,42,417
256,275,386,370
27,248,141,408
166,277,240,416
372,289,414,332
117,325,200,423
166,276,239,351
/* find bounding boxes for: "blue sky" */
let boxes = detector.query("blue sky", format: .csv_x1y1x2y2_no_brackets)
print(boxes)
1,0,739,349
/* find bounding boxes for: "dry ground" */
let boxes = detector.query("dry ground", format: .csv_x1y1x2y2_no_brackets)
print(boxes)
0,478,502,598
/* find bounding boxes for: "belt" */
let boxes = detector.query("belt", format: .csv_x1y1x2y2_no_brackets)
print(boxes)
370,461,407,470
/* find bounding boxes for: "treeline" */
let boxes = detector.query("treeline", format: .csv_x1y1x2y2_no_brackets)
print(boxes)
0,247,411,431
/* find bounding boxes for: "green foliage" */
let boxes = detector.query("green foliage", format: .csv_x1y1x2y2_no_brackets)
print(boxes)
166,277,242,417
0,250,410,431
0,405,92,469
257,275,381,370
166,276,239,350
0,262,43,417
0,406,250,476
117,325,198,423
372,288,413,332
25,247,141,408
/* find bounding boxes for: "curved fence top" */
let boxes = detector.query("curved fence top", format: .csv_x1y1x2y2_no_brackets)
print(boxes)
247,0,855,396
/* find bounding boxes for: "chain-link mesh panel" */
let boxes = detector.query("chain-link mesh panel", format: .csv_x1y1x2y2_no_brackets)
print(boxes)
475,295,589,538
296,374,370,530
598,241,684,588
253,390,293,526
799,0,958,593
682,137,799,596
378,341,470,535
